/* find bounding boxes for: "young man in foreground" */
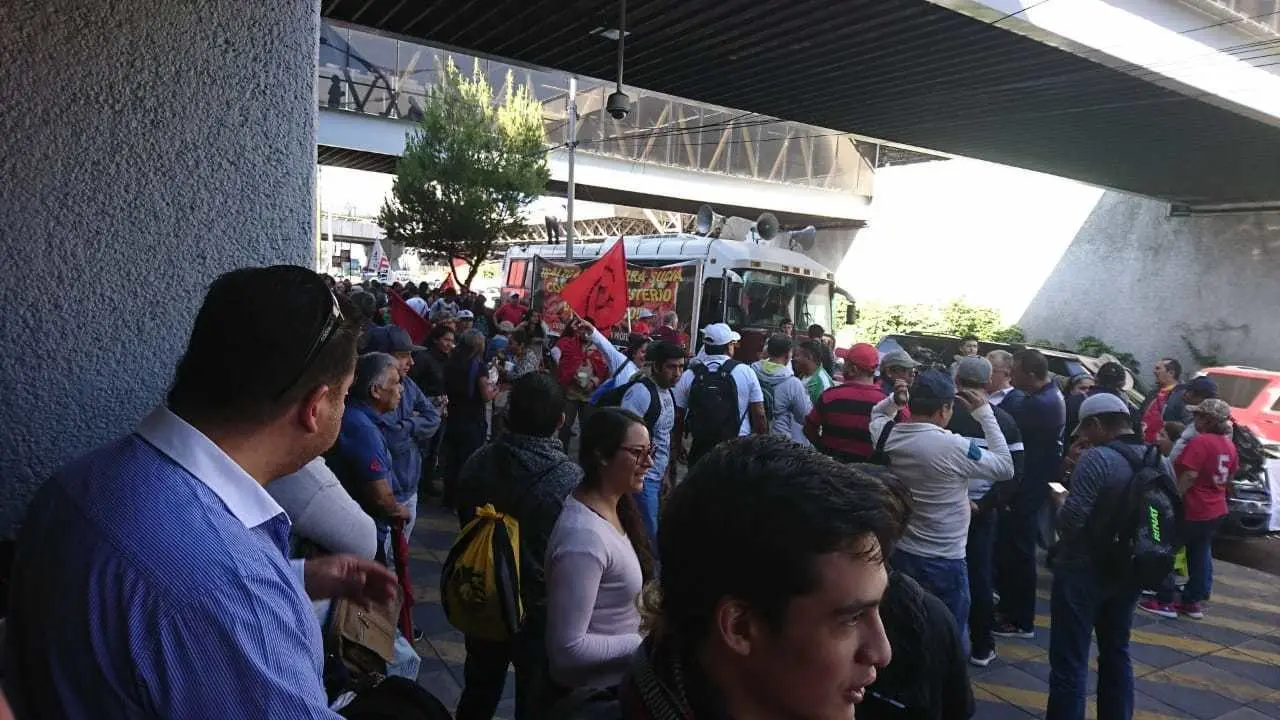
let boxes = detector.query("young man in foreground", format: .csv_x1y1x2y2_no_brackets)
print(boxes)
557,435,905,720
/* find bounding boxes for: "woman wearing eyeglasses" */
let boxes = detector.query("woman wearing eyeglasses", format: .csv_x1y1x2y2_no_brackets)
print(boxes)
544,408,657,694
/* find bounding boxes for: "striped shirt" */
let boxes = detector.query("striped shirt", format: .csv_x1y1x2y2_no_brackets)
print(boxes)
5,407,336,719
804,382,886,463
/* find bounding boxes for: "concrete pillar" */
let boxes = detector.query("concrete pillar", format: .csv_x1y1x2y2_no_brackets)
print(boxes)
0,1,319,537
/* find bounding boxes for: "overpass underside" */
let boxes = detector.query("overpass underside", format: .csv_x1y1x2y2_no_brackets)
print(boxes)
321,0,1280,211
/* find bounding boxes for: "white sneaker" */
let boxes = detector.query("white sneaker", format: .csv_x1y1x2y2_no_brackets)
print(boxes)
970,649,998,667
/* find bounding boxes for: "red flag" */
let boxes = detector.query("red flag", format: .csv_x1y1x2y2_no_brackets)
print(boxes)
560,239,628,328
388,290,430,345
391,523,415,639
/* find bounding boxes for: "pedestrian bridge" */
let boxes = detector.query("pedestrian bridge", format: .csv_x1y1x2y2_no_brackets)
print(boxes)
315,20,911,227
322,0,1280,212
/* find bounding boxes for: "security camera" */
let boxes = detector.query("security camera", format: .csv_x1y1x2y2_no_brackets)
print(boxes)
606,90,631,120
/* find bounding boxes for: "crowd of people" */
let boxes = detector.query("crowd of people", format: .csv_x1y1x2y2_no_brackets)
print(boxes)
1,266,1253,720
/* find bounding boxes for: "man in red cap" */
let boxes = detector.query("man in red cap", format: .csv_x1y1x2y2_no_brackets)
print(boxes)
803,343,886,463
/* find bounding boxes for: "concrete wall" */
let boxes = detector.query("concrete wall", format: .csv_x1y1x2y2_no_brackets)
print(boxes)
831,157,1278,375
834,158,1103,321
1018,192,1280,374
0,1,319,538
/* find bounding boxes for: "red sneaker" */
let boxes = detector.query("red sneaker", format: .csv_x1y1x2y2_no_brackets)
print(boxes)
1138,598,1177,619
1177,602,1204,619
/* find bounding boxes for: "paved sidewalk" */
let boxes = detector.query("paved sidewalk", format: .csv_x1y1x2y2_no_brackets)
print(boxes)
404,499,1280,719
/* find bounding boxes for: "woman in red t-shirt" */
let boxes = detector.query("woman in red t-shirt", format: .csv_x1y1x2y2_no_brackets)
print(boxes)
1139,399,1236,620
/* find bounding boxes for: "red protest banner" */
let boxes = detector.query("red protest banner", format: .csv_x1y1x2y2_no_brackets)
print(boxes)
558,239,628,328
388,290,430,345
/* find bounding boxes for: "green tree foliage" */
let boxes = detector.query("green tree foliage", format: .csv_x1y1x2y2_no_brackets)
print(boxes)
848,299,1023,344
379,61,548,289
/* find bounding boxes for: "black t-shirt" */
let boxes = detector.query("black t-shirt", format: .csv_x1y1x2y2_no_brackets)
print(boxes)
862,573,974,720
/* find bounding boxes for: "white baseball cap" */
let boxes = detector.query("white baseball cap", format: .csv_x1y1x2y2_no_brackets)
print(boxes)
456,309,475,319
701,323,741,346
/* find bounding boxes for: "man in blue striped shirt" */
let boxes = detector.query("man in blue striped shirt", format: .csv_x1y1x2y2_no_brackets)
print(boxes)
5,266,397,718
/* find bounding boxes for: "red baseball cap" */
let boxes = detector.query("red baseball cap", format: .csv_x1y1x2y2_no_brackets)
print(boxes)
838,343,880,371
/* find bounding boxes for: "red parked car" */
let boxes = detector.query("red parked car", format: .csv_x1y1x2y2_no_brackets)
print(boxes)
1201,366,1280,444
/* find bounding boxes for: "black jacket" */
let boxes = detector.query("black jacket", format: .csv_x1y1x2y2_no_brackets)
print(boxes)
862,572,974,720
411,347,449,397
455,433,582,613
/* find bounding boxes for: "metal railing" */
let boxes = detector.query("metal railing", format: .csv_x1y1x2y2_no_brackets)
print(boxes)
319,20,875,196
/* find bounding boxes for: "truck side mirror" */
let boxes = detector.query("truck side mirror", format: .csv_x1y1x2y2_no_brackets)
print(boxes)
845,302,858,325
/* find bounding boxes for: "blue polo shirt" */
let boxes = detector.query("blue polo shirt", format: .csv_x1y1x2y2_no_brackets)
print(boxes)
5,407,335,718
331,403,398,503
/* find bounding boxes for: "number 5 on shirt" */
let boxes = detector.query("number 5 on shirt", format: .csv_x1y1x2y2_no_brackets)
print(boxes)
1214,454,1231,486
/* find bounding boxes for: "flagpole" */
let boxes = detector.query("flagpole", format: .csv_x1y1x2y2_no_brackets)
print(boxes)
565,75,577,261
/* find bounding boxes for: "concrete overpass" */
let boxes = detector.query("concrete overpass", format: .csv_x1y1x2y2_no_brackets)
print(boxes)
322,0,1280,211
313,19,928,229
319,107,873,228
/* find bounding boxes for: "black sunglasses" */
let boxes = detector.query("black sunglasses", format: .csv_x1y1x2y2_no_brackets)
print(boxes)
275,282,344,398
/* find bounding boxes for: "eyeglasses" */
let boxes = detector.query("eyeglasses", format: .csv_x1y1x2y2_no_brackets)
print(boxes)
275,282,344,398
619,444,656,463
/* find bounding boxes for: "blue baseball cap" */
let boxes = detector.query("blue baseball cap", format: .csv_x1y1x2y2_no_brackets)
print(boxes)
1186,376,1218,398
912,370,956,401
364,325,424,354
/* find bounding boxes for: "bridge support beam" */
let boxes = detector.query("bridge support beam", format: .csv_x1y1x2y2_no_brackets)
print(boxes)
0,0,319,536
810,228,864,283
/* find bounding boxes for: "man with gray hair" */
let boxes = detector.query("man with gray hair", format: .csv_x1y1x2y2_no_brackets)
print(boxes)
985,349,1023,410
327,352,411,563
948,356,1024,666
651,310,682,348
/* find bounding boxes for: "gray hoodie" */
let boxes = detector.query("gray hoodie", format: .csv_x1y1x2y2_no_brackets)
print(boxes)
456,434,583,612
751,360,813,445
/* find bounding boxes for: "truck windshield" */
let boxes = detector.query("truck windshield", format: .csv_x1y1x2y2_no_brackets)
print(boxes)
734,270,832,331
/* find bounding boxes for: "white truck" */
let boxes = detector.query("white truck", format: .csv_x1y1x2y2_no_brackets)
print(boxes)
500,220,853,358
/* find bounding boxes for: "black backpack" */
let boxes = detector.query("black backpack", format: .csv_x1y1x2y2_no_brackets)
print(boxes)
1087,441,1182,590
687,360,744,462
593,375,670,434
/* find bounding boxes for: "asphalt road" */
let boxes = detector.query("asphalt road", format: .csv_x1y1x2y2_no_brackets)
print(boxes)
1215,534,1280,576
